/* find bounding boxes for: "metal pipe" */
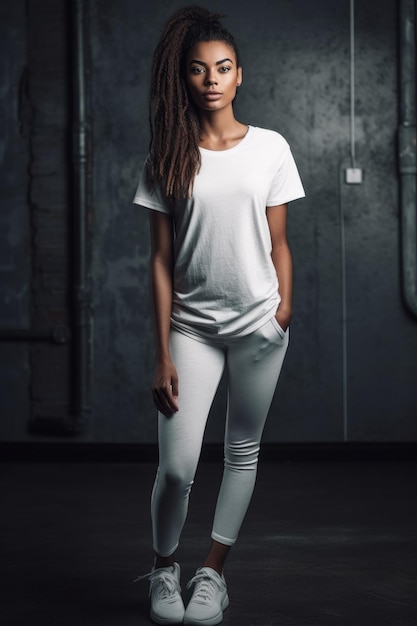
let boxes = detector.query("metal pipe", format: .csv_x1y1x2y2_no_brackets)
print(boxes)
339,163,348,442
339,0,358,443
1,1,92,435
349,0,356,168
0,326,71,344
32,0,93,436
71,0,92,423
399,0,417,318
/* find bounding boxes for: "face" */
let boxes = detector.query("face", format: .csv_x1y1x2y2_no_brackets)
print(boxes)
185,40,242,112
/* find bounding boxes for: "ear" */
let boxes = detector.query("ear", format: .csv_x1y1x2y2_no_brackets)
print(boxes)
236,66,243,87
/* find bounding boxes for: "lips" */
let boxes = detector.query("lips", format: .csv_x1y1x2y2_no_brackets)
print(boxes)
203,92,222,100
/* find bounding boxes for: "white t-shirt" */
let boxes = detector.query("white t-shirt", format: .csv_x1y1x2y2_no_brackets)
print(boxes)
133,125,305,340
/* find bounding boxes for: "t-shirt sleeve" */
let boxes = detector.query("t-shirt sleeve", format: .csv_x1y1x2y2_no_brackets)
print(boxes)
132,158,172,214
266,143,305,207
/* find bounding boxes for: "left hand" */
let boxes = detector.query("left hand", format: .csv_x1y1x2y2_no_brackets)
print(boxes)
275,306,292,333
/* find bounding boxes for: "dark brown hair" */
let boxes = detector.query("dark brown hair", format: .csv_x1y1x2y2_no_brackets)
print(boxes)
147,6,241,199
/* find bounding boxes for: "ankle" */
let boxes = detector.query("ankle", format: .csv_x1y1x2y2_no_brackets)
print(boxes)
201,540,230,576
154,553,175,569
201,561,223,576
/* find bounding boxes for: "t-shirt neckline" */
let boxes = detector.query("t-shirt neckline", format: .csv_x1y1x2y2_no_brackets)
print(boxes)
199,125,253,155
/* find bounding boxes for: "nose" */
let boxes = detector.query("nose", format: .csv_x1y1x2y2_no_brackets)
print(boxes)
204,70,217,86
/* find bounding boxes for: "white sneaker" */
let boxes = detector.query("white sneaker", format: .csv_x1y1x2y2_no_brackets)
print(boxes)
184,566,229,625
136,562,185,625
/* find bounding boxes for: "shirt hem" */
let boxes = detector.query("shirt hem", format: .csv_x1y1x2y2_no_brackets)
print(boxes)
266,191,305,207
132,196,170,213
169,305,280,345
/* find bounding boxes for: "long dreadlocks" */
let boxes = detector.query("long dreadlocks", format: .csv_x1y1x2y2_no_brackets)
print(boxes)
147,6,241,199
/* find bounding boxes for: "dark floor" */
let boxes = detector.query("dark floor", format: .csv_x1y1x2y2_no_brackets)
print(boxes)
1,460,417,626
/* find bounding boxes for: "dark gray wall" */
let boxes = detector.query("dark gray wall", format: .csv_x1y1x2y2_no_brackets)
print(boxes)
0,0,72,439
0,1,31,437
1,0,416,443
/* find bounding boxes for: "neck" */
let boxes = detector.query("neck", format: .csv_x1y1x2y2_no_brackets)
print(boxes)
198,109,247,150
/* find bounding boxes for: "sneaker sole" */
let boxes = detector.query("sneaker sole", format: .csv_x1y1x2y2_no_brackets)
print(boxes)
151,608,185,625
183,594,229,626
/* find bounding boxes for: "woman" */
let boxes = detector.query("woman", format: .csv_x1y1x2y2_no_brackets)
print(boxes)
134,6,305,625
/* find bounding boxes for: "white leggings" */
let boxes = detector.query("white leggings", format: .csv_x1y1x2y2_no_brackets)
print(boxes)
151,317,289,557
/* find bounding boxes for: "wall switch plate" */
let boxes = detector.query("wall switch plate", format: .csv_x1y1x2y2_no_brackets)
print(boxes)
345,167,363,184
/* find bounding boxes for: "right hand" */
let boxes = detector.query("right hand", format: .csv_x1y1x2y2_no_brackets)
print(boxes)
151,357,179,417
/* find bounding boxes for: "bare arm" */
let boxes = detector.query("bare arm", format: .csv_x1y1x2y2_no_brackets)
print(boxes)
266,204,293,331
149,210,179,416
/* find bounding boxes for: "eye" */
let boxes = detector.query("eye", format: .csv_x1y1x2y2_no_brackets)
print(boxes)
219,66,231,73
191,66,205,74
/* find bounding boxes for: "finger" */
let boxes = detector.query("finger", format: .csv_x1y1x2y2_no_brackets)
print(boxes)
152,389,172,416
171,377,179,404
165,384,179,412
153,387,178,416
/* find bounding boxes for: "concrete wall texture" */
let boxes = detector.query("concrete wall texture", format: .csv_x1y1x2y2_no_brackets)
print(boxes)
1,0,416,443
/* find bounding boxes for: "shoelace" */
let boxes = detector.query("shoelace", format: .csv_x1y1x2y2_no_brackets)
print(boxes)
134,568,181,600
187,569,225,604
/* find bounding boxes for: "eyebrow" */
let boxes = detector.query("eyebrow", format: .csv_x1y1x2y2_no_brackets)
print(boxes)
189,57,234,66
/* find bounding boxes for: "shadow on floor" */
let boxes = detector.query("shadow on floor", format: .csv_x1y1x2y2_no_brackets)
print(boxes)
1,460,416,625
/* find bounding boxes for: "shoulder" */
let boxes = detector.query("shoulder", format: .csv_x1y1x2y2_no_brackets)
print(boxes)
252,126,288,147
248,126,291,167
247,126,289,153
